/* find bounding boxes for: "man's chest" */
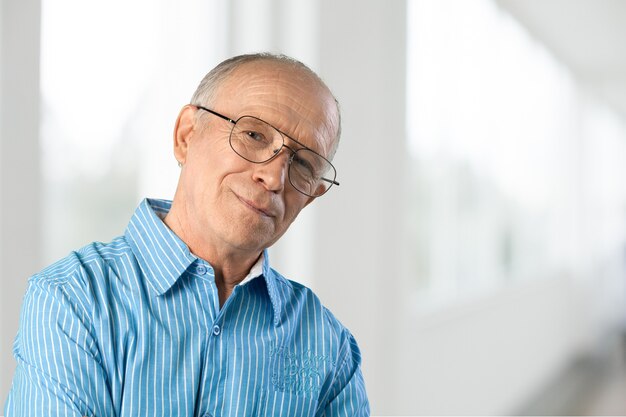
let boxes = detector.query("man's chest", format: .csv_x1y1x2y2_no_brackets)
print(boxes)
94,279,334,416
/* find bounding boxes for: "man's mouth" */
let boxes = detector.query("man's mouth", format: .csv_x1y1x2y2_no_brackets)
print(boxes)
237,195,275,218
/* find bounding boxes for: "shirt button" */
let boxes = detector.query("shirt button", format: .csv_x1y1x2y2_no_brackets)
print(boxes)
196,265,207,275
212,325,221,336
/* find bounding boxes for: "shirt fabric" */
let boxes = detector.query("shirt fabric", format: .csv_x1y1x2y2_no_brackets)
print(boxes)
5,198,369,417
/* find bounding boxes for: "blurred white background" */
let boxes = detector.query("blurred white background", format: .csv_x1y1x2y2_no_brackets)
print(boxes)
1,0,625,415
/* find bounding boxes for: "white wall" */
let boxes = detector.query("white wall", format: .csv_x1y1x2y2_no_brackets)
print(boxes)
0,0,42,400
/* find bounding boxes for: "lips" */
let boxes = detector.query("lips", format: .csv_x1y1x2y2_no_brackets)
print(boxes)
236,195,275,217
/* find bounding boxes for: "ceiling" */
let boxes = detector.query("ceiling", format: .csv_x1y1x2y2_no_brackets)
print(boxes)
495,0,626,118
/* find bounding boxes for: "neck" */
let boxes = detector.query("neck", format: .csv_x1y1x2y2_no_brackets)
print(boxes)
164,198,262,307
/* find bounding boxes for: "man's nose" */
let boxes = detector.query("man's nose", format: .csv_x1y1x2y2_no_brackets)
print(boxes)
252,149,291,192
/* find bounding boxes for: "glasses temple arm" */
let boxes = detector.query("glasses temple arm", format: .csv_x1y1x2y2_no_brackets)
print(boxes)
321,177,340,186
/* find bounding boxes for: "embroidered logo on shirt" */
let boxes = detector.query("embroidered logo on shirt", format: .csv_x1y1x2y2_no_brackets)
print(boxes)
269,344,334,394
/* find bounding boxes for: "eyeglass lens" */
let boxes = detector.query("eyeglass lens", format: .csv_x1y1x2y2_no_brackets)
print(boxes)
229,116,336,197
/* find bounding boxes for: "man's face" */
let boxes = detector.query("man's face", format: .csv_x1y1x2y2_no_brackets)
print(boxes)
173,61,338,255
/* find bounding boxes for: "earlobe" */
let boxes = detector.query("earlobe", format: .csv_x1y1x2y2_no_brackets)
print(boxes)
173,105,198,164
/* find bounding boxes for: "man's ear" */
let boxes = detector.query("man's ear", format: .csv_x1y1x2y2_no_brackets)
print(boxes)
173,105,198,164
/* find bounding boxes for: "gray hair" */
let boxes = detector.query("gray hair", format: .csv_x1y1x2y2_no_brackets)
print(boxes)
189,53,341,160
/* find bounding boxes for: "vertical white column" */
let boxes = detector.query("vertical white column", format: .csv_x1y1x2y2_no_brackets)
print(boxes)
315,0,408,412
0,0,42,399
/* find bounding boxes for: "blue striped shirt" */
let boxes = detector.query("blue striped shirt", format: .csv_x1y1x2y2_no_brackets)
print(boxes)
5,198,369,416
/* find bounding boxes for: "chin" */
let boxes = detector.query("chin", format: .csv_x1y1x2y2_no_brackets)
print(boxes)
226,225,275,251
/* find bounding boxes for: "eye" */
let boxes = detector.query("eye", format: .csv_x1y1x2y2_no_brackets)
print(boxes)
245,130,269,144
292,154,318,179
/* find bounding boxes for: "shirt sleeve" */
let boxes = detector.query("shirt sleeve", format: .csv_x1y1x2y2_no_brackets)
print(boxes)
317,330,370,417
4,276,115,417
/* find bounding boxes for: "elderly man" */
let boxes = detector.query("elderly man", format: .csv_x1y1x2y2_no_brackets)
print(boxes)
5,53,369,416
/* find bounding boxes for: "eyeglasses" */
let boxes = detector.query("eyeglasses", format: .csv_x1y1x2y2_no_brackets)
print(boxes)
194,105,339,197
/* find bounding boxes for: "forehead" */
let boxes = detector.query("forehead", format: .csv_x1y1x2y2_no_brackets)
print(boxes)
212,61,338,157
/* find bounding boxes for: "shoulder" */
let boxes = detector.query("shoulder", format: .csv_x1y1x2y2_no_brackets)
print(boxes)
27,236,133,310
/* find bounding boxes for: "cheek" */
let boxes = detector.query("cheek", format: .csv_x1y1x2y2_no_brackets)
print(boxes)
189,124,235,163
187,139,242,186
282,194,310,223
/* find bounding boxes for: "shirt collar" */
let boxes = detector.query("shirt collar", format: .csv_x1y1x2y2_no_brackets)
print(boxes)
124,198,196,295
124,198,283,325
238,252,265,286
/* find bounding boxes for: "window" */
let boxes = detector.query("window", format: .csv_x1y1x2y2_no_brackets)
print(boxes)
406,0,626,301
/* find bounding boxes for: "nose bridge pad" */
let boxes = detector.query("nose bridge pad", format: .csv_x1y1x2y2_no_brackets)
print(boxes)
282,144,297,164
270,145,295,166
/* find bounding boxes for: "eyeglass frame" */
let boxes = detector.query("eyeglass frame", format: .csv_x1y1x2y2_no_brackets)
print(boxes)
192,104,340,197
